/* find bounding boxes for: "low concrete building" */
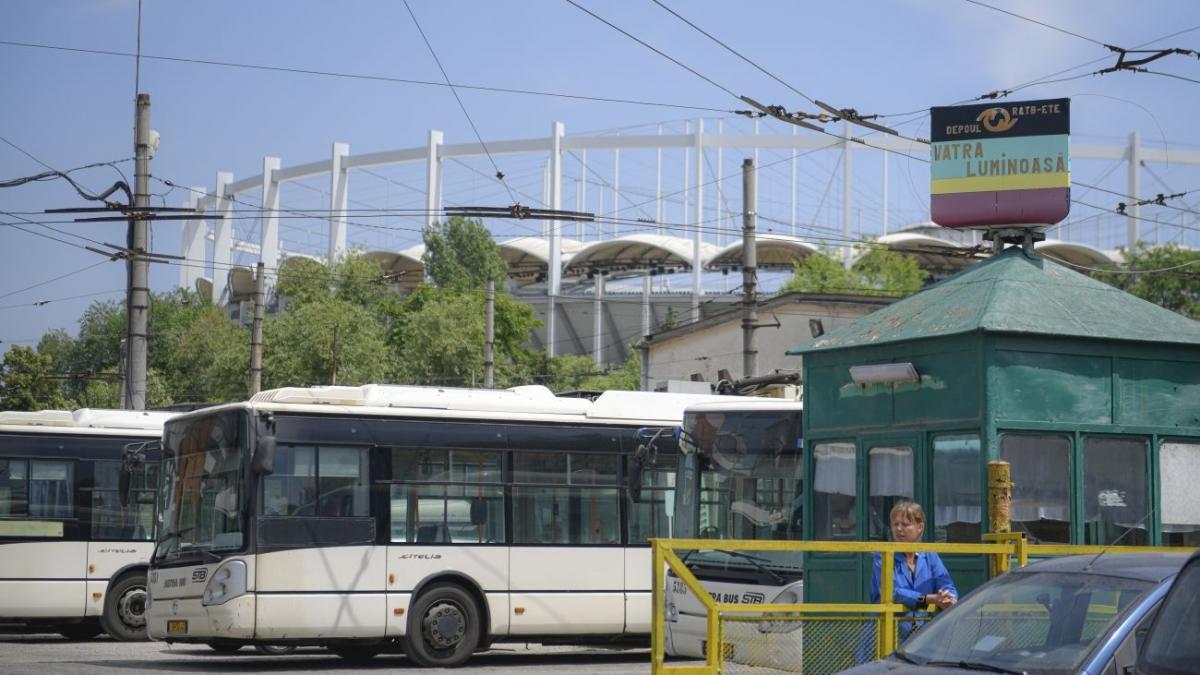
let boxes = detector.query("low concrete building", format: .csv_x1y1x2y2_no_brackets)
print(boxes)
641,292,895,390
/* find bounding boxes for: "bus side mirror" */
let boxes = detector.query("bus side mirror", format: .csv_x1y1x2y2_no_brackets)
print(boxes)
469,498,488,526
119,442,148,507
252,413,276,475
628,455,645,503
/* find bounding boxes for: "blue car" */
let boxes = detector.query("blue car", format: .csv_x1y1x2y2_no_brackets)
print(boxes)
1136,549,1200,675
840,553,1189,675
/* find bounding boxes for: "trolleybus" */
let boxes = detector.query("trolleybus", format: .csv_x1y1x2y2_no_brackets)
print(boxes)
659,398,805,660
0,408,173,640
145,383,731,666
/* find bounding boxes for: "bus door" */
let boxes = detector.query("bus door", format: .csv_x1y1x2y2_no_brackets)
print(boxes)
508,428,625,635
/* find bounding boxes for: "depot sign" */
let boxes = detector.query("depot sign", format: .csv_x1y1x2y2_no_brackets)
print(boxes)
930,98,1070,228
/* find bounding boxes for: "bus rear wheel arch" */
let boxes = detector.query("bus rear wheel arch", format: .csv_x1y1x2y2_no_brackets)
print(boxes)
101,570,149,641
405,582,482,667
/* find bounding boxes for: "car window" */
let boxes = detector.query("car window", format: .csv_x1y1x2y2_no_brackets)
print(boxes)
900,570,1151,675
1138,560,1200,675
1101,605,1158,675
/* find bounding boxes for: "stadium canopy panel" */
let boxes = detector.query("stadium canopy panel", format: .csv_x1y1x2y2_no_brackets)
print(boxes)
497,237,584,286
1035,239,1117,268
563,234,721,279
870,231,980,275
363,248,425,291
707,235,822,270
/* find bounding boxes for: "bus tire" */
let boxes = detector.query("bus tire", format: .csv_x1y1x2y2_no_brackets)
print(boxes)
58,620,103,640
207,641,244,653
254,644,297,655
328,643,383,660
405,583,481,668
100,571,149,641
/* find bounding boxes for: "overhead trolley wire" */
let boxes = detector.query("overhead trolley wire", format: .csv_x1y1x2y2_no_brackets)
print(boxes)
962,0,1112,47
0,40,732,114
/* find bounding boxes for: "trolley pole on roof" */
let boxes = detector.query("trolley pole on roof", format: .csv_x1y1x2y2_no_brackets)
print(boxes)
127,93,152,410
741,158,758,380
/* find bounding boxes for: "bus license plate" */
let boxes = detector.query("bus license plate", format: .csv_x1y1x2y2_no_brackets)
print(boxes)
166,620,188,635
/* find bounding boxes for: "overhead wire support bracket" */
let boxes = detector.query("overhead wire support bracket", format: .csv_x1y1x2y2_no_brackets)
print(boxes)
738,96,829,132
813,99,899,135
1098,46,1199,74
444,204,595,222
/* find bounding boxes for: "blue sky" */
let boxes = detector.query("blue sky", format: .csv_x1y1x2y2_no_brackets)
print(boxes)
2,0,1199,350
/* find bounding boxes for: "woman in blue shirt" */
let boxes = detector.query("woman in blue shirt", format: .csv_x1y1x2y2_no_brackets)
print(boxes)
870,501,957,641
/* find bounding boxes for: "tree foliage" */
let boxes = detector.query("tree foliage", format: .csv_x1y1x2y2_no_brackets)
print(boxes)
0,345,72,410
422,217,508,291
781,246,929,296
1092,243,1200,319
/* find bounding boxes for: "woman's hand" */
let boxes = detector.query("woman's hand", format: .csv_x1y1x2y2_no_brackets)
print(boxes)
931,589,956,610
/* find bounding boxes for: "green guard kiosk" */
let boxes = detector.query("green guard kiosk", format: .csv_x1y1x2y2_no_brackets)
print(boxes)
787,245,1200,602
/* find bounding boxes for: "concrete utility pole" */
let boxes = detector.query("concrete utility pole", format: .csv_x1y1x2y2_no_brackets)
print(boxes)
741,158,758,380
250,262,266,394
484,278,495,389
126,93,151,410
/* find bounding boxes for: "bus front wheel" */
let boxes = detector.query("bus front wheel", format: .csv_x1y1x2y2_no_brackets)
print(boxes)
101,572,148,641
405,583,481,668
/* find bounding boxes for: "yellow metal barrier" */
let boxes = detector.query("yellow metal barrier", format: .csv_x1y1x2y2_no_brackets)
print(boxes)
649,537,1193,674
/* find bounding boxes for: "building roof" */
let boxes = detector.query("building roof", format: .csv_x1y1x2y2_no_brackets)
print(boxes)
787,246,1200,354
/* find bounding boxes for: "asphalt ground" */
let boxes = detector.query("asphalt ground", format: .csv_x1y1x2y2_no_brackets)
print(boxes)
0,632,664,674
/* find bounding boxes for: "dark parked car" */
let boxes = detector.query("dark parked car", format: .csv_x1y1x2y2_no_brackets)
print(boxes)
1136,549,1200,675
840,553,1189,675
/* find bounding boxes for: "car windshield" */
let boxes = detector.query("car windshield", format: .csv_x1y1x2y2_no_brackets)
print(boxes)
899,570,1152,675
1138,560,1200,675
154,410,246,562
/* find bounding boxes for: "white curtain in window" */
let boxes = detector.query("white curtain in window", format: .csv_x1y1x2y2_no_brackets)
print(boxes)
933,436,982,527
869,446,913,498
814,443,856,496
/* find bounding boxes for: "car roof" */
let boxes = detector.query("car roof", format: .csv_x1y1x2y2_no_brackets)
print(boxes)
1015,553,1190,583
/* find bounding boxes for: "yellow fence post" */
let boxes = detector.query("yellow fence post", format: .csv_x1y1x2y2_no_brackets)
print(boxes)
879,551,895,658
651,539,665,674
988,460,1013,577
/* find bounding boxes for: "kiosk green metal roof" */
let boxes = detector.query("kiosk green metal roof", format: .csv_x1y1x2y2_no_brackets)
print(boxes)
787,246,1200,355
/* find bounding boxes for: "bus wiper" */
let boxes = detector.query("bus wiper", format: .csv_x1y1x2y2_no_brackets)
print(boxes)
926,660,1026,675
151,527,194,560
179,545,223,563
716,549,785,585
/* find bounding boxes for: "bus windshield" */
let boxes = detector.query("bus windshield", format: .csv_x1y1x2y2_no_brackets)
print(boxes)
678,409,803,542
155,411,246,562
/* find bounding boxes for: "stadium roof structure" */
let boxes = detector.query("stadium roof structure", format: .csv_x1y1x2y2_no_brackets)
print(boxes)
497,236,584,286
563,234,722,279
707,234,821,270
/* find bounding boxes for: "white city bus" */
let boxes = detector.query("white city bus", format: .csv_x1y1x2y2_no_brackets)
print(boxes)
0,408,174,640
145,383,730,666
662,398,805,662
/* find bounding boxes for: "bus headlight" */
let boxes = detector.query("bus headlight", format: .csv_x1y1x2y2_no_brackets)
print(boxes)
202,560,247,606
758,588,803,634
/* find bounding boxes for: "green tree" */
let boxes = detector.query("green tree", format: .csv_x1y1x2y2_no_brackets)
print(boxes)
0,345,72,410
544,350,641,392
422,217,508,290
781,246,928,296
1092,243,1200,319
780,251,856,294
263,297,390,388
165,306,250,403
